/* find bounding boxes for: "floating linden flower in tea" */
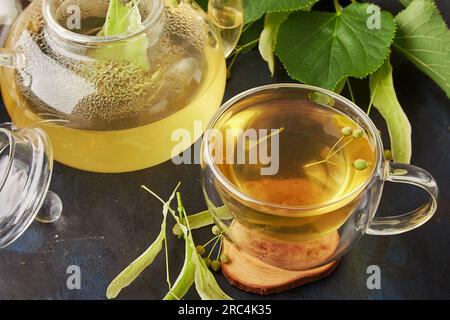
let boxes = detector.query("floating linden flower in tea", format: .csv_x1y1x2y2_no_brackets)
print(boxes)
341,126,353,136
353,159,368,170
305,126,370,171
308,91,336,106
352,128,364,139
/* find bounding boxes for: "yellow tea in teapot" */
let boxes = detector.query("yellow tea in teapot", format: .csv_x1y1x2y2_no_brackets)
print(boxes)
215,97,376,244
0,0,231,172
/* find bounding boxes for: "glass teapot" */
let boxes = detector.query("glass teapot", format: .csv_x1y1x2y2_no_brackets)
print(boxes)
0,0,243,173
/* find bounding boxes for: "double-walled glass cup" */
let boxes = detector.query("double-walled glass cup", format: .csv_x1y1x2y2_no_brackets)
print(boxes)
201,84,438,272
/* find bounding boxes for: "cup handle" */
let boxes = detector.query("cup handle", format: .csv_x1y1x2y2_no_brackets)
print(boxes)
366,162,439,235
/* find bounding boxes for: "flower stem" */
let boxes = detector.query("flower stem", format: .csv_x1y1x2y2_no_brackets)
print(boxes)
327,138,354,160
327,135,345,158
304,159,327,168
242,21,255,33
164,237,171,290
228,39,260,71
202,234,221,248
246,127,285,152
216,238,223,260
237,39,260,51
227,51,239,71
208,235,222,259
347,78,355,104
334,0,342,14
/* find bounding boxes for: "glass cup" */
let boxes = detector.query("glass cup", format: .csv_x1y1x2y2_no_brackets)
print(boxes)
201,84,438,272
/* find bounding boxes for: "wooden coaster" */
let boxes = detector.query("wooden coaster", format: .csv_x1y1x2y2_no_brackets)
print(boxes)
222,236,339,295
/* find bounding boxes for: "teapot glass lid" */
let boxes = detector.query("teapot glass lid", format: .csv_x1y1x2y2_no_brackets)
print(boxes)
0,123,61,249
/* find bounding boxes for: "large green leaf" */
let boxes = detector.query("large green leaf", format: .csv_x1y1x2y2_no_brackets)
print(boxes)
393,0,450,98
370,59,412,164
244,0,318,23
275,3,396,90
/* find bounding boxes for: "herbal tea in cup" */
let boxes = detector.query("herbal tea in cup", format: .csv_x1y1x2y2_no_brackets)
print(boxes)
201,84,438,276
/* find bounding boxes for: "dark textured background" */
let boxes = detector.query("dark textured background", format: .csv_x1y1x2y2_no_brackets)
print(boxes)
0,0,449,300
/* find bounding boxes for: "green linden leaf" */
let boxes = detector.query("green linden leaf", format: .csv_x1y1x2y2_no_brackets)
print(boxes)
393,0,450,98
168,197,232,300
192,249,232,300
172,206,231,236
102,0,134,35
163,234,196,300
275,3,396,90
244,0,319,23
195,0,208,12
399,0,413,6
259,12,290,76
97,0,149,70
370,58,412,164
106,184,180,299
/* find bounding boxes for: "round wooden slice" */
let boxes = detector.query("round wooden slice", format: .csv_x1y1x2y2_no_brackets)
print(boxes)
222,236,339,295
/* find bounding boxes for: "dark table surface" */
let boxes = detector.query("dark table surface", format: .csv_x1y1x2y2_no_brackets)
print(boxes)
0,1,449,300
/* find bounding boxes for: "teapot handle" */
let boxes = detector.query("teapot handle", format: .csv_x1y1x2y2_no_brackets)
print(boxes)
0,48,16,68
207,0,244,58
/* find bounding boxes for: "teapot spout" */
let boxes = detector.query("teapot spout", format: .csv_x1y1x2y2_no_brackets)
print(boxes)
207,0,243,58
